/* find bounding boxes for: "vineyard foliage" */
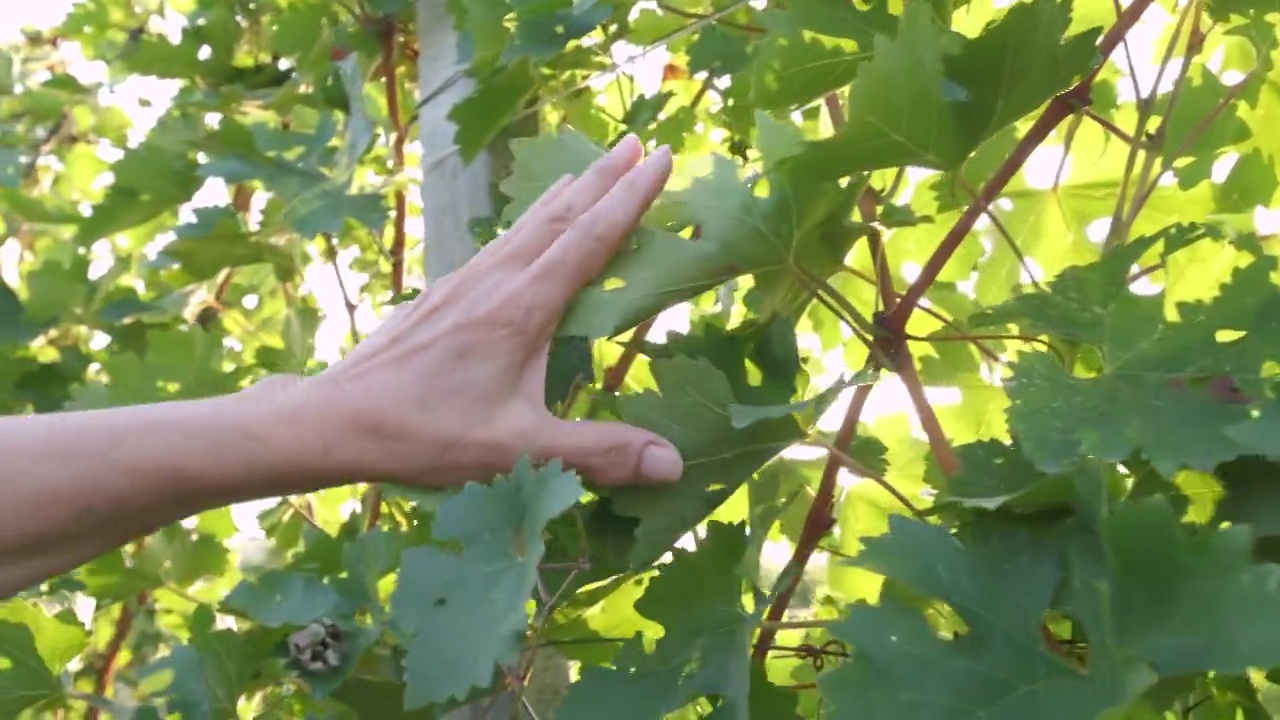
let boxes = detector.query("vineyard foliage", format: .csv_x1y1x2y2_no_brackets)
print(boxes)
3,0,1280,717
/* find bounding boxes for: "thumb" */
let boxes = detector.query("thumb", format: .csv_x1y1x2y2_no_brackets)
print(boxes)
530,418,684,486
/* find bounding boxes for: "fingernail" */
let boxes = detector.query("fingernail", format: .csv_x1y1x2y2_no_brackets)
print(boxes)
653,144,671,159
639,443,683,483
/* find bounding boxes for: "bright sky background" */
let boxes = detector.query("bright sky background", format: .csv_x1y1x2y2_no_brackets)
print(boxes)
4,0,1273,582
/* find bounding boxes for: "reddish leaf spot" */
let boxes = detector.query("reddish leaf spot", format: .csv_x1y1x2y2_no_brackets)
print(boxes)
1207,375,1250,405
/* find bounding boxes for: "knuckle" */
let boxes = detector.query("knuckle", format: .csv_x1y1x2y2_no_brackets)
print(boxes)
543,204,580,236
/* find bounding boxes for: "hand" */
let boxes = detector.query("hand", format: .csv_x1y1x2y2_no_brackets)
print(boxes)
263,135,683,488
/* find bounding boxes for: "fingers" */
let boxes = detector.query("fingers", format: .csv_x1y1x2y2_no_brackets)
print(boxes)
527,145,672,311
497,135,645,268
528,417,684,486
478,173,575,264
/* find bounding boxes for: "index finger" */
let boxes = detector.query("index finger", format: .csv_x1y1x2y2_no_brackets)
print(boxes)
526,145,672,311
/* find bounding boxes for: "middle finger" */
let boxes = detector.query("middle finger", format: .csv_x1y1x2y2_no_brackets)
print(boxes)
496,134,644,268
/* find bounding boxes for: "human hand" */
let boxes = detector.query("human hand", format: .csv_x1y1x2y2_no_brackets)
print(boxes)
263,135,683,488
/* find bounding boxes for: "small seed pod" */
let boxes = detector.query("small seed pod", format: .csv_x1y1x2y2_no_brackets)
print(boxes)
287,619,345,673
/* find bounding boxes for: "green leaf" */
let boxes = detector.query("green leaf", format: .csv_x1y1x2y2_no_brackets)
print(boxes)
158,207,296,282
1066,498,1280,676
450,58,538,162
687,26,751,76
0,280,49,346
332,678,437,719
335,53,376,179
933,440,1099,512
222,570,345,627
604,350,830,566
139,617,273,719
789,0,1100,178
0,601,88,717
559,522,754,719
728,367,877,429
389,457,582,709
974,224,1280,475
748,0,894,110
821,516,1154,719
545,335,593,412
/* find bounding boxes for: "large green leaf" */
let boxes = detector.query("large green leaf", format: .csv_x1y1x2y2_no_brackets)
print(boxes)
389,457,582,709
821,516,1152,719
788,0,1100,178
975,225,1280,475
559,522,758,720
0,602,88,717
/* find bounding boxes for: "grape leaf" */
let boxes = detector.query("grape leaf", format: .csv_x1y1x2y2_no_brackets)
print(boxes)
1211,455,1280,556
0,601,88,717
449,57,538,162
821,516,1153,719
389,457,582,709
1065,498,1280,676
139,611,275,719
788,0,1101,179
606,354,835,566
559,522,755,720
747,0,894,111
977,226,1280,475
931,440,1097,512
687,26,751,76
222,569,345,627
0,280,49,346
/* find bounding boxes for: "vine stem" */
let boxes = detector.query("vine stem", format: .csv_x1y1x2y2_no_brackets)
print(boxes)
87,534,149,720
896,345,960,474
818,440,924,519
364,20,409,532
582,316,657,418
753,382,874,663
885,0,1157,333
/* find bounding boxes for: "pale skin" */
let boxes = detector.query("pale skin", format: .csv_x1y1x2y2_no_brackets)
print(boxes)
0,135,683,599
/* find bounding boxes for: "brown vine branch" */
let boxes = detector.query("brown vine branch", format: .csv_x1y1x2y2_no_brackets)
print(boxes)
381,27,409,296
580,316,658,420
855,135,959,483
823,93,847,133
209,185,258,308
818,440,924,518
87,534,149,720
895,345,960,475
838,264,1004,365
364,22,409,532
753,382,874,663
886,0,1157,331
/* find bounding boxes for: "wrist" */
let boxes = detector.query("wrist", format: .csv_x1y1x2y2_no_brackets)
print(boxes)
217,384,351,495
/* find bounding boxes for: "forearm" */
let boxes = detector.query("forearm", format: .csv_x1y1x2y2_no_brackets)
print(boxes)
0,393,339,598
